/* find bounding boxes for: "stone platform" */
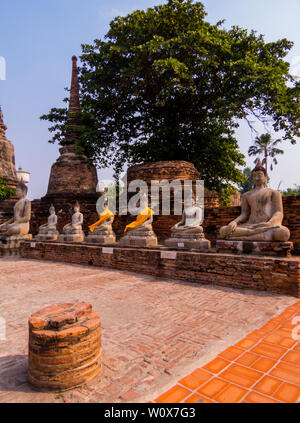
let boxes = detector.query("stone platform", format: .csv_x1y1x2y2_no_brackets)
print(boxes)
0,234,32,257
216,240,294,257
165,235,211,251
20,241,300,297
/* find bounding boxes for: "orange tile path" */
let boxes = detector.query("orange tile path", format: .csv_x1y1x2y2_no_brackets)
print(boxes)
154,301,300,403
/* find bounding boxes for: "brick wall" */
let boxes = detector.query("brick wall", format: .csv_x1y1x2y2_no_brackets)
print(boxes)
21,242,300,298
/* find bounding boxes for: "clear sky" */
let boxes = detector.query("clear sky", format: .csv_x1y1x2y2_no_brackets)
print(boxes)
0,0,299,199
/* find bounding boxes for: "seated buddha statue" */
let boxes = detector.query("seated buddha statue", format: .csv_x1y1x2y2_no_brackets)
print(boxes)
119,191,158,247
220,160,290,242
124,192,154,234
38,205,58,234
0,182,31,237
86,197,116,244
165,195,210,250
171,197,204,236
62,201,83,235
89,197,114,235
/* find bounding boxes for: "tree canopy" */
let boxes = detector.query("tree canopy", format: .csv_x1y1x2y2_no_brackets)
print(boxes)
238,167,254,194
41,0,299,197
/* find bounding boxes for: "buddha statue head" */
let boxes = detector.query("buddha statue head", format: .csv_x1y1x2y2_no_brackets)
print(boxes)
74,201,80,213
15,181,28,199
252,159,268,188
49,204,56,215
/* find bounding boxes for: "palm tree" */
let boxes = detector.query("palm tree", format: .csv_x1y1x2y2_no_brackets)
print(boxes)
248,133,284,173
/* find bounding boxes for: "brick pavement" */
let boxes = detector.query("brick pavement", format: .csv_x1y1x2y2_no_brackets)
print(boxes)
0,258,297,403
154,301,300,403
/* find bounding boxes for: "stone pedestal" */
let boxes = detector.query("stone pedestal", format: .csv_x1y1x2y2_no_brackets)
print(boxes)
28,302,101,392
165,233,211,251
58,232,85,243
36,232,59,242
86,234,116,244
119,231,158,248
0,234,32,257
216,240,294,257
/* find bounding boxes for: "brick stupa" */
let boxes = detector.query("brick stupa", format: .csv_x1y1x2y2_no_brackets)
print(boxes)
32,56,99,235
45,56,98,197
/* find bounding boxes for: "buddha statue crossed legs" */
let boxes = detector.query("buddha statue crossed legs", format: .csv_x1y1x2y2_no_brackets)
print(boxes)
220,160,290,242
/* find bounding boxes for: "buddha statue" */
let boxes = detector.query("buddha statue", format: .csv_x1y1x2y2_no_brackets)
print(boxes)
0,182,31,238
219,160,290,242
58,201,84,242
119,191,158,247
86,197,116,244
171,197,204,236
165,196,210,250
36,205,59,241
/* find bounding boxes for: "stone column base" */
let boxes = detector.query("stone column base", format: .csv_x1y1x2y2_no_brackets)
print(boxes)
0,234,32,257
165,237,211,251
36,233,59,242
118,235,158,248
216,240,294,257
85,234,116,244
58,233,85,243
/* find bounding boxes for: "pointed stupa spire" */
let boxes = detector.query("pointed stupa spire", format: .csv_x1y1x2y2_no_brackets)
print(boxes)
63,56,81,146
0,105,7,138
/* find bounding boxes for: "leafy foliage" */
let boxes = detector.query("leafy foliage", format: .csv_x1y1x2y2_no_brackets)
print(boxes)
238,167,254,194
41,0,299,195
0,176,15,201
281,185,300,197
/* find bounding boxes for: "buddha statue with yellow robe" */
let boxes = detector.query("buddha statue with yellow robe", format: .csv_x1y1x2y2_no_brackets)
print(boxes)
119,192,158,247
86,197,116,244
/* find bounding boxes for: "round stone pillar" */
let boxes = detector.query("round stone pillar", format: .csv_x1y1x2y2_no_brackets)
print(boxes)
28,302,101,391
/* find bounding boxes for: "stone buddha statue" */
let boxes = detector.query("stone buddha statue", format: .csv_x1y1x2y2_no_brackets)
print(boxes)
220,160,290,242
59,201,84,242
119,191,158,247
171,197,204,236
124,192,154,235
36,205,59,241
165,196,210,250
86,197,116,244
0,182,31,238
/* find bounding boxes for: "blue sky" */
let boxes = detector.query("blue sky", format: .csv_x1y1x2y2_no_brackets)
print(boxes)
0,0,299,199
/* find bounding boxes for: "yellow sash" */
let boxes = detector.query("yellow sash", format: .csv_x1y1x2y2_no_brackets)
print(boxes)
89,209,115,233
124,207,154,233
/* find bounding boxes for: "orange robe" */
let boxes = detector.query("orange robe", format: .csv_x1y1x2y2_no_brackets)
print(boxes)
124,207,154,233
89,209,114,233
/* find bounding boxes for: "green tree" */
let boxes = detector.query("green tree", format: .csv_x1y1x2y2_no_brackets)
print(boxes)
0,176,15,201
41,0,299,197
281,185,300,197
238,167,253,194
248,133,284,173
